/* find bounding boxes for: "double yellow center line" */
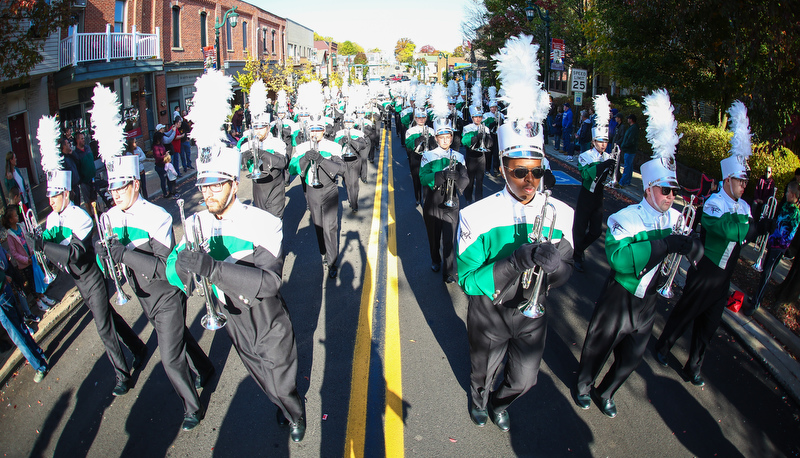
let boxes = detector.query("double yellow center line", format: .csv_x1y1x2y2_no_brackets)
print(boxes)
344,126,404,457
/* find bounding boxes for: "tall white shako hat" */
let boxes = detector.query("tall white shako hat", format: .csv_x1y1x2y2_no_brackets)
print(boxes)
488,86,498,108
447,80,458,104
431,84,453,135
249,79,271,128
276,89,289,115
592,94,611,142
37,115,70,197
721,100,752,180
458,80,466,106
90,84,138,191
297,80,326,132
469,81,483,118
640,89,681,191
413,84,428,119
493,34,551,167
187,70,241,185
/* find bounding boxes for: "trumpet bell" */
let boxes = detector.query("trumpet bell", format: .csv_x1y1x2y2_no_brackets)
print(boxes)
520,302,545,319
202,311,227,331
115,290,131,306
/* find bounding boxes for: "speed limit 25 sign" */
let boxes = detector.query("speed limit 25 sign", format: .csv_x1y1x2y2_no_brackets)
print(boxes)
571,69,587,92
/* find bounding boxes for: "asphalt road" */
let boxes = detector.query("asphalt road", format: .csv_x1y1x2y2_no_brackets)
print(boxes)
0,122,798,457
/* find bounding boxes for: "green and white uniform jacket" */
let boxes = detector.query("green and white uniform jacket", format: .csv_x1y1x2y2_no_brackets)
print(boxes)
577,148,612,193
404,125,435,154
605,199,681,298
289,138,344,185
482,112,503,132
400,107,414,129
700,190,752,271
461,123,489,150
457,188,575,302
420,147,466,190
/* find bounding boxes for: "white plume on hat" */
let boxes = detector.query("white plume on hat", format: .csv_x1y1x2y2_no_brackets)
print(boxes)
296,80,324,116
349,85,368,114
459,80,466,96
594,94,611,129
249,79,268,119
37,115,62,173
415,85,428,108
643,89,681,160
727,100,752,159
493,34,549,125
89,83,126,163
276,89,288,110
430,84,450,121
187,70,234,150
487,86,497,107
447,80,458,99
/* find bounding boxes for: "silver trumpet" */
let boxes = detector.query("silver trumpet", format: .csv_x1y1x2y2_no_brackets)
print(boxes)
442,149,458,208
657,195,697,298
753,188,778,272
176,199,227,331
247,128,264,180
91,202,130,306
21,207,57,285
308,138,323,188
519,190,557,318
342,128,357,161
605,144,622,188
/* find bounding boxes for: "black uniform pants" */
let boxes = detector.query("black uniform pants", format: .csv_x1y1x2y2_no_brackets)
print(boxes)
572,188,604,260
408,151,423,203
76,269,145,384
484,133,499,172
225,295,305,422
253,175,286,220
423,188,459,277
577,277,656,400
464,152,486,202
305,182,340,267
655,257,730,376
343,157,362,210
468,296,547,412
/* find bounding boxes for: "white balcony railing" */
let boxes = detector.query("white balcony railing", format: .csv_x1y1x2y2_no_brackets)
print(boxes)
59,24,160,69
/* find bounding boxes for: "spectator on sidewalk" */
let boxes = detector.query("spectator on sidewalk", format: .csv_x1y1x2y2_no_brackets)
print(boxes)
608,108,619,145
168,121,184,178
180,111,193,173
5,152,28,207
2,207,56,312
783,168,800,259
0,273,49,383
618,114,639,187
746,181,800,315
562,102,574,160
164,154,179,199
173,106,182,124
72,132,97,220
0,233,40,323
152,131,169,198
753,166,776,219
60,138,82,206
576,110,593,153
126,138,148,200
552,105,563,152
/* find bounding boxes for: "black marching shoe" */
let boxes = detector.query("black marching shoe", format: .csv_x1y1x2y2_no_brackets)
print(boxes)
289,416,306,442
112,379,130,397
444,275,456,284
654,349,669,367
195,367,215,390
431,263,441,273
574,260,585,273
591,389,617,418
573,390,591,410
744,299,759,317
488,406,510,432
685,371,705,387
276,409,290,426
132,346,148,371
328,264,338,279
470,406,489,427
181,409,204,431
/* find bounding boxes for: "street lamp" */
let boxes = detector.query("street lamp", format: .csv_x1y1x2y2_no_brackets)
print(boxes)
214,6,239,72
525,1,551,92
438,52,449,82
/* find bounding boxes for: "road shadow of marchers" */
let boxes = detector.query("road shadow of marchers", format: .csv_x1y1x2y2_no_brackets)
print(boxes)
43,305,93,368
213,376,292,456
30,390,72,457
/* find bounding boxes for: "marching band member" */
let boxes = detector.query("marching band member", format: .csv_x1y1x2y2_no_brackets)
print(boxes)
654,101,770,386
575,89,703,418
447,80,464,152
167,70,306,441
90,85,213,431
34,112,147,399
420,84,469,283
399,80,418,139
240,80,289,219
457,35,574,431
271,90,299,154
289,81,346,279
336,108,370,213
572,94,616,272
482,87,503,175
404,85,437,206
461,81,493,203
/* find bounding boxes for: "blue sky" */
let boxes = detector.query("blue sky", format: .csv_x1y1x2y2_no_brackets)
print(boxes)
255,0,472,55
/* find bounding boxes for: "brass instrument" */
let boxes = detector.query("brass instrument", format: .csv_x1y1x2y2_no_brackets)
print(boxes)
657,195,697,298
605,144,621,188
247,126,264,180
442,149,458,208
519,190,557,318
753,188,778,272
342,127,357,161
308,138,323,188
91,202,130,306
474,124,490,153
21,207,56,285
176,199,227,331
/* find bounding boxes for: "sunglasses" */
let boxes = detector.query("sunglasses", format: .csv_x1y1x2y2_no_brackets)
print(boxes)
506,166,546,180
655,186,679,196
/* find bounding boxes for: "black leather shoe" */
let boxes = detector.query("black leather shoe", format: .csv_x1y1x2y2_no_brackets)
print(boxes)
132,346,148,371
328,264,338,279
444,275,456,284
289,416,306,442
489,407,510,432
574,391,591,410
181,409,204,431
592,390,617,418
470,406,488,426
686,372,705,387
195,368,215,390
276,409,290,426
574,260,584,273
655,350,669,367
112,379,129,397
431,263,441,273
744,301,759,317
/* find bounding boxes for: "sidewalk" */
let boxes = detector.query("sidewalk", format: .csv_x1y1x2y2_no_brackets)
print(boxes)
545,142,800,405
0,149,199,386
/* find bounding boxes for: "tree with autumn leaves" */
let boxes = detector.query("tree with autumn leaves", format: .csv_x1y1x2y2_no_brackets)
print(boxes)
1,0,75,79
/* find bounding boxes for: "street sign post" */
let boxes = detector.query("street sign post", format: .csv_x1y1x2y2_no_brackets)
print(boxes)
571,68,587,93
